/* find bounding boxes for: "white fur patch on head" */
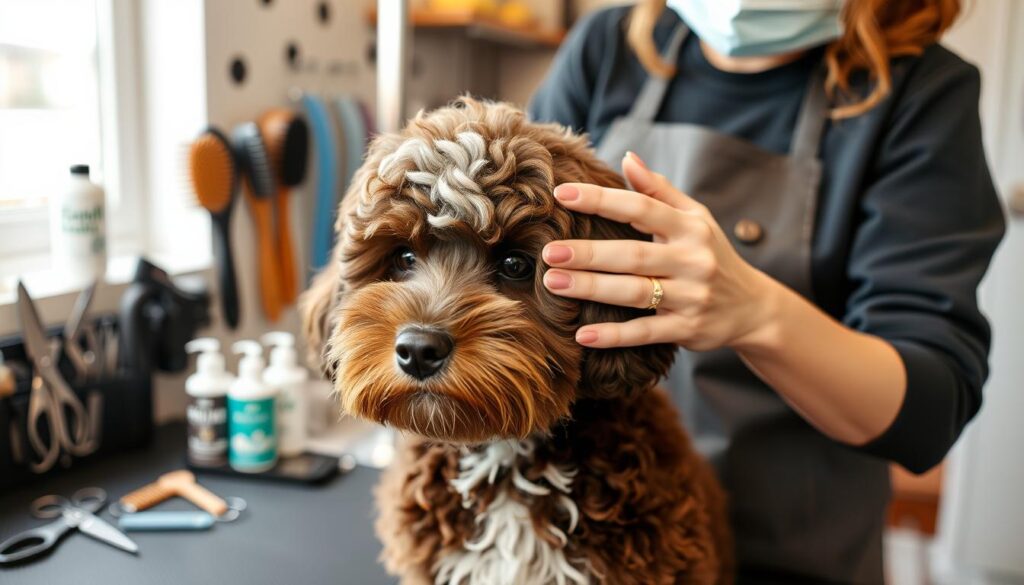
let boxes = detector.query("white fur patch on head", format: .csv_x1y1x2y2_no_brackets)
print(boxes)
434,440,588,585
377,131,494,232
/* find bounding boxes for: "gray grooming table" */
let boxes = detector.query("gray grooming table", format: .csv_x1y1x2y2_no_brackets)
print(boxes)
0,422,396,585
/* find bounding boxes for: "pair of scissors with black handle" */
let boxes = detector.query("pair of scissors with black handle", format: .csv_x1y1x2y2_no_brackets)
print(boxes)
0,487,138,565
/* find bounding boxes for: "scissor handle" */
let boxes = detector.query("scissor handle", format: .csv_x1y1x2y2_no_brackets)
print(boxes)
26,376,61,473
70,487,106,512
30,495,72,519
0,518,71,565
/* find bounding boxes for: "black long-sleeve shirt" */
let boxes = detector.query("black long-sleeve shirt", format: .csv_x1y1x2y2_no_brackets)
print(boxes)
529,6,1005,473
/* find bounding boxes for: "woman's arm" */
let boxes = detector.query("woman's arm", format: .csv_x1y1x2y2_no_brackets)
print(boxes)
544,154,906,445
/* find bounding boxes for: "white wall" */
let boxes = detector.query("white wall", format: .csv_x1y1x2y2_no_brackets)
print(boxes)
938,0,1024,581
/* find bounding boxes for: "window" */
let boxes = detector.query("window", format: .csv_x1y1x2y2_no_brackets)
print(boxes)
0,0,104,271
0,0,154,291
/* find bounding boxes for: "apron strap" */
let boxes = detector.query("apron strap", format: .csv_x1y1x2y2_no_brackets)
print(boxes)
627,25,689,122
789,64,830,160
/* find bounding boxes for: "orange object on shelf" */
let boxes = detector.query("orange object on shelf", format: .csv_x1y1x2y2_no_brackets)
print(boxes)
365,6,564,48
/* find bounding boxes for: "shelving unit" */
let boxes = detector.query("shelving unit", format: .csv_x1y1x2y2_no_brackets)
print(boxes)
366,8,565,49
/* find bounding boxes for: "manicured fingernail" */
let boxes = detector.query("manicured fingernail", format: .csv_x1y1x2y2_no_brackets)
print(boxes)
554,185,580,202
544,270,573,290
576,329,599,344
626,151,648,169
543,244,573,264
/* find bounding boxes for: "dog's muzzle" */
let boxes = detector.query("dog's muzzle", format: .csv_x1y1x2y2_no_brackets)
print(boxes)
394,327,454,380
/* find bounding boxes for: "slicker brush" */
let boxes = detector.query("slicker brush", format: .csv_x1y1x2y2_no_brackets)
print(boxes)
189,127,241,329
233,122,284,322
258,108,309,305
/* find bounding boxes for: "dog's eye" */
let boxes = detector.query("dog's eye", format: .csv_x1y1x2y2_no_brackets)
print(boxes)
498,252,534,281
393,247,417,274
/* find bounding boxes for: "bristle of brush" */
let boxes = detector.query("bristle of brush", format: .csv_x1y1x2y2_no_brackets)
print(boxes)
189,128,236,214
280,117,309,187
234,122,276,198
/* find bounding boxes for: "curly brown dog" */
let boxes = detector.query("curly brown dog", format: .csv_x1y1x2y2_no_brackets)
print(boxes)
302,97,732,585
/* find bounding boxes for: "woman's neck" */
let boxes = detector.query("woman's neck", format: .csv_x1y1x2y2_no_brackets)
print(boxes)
700,40,808,73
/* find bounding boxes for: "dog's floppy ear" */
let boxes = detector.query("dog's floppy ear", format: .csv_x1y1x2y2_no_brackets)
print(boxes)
556,149,676,400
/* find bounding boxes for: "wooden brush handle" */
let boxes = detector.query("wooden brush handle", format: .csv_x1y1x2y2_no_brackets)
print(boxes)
175,482,228,517
120,482,175,513
275,187,298,305
245,183,283,321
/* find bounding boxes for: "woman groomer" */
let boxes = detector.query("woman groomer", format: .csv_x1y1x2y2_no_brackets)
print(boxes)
531,1,1005,583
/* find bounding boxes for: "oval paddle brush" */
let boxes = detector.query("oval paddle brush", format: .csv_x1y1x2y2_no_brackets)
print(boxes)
189,127,241,329
233,122,284,322
258,109,309,306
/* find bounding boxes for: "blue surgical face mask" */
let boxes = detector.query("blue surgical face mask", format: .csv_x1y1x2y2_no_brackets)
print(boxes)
667,0,844,57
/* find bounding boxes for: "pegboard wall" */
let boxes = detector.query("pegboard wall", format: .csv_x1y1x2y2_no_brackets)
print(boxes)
139,0,377,421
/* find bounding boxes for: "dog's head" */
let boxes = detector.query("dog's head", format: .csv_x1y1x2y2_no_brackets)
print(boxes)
301,98,674,442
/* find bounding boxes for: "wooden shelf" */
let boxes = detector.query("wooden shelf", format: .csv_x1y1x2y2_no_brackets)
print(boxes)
366,7,565,49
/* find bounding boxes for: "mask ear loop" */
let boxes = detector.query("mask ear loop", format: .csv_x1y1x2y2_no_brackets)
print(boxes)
216,497,248,523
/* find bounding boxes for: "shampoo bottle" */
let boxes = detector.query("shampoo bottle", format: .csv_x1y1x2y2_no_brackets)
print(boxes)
51,164,106,286
228,341,278,472
184,338,232,467
261,332,309,458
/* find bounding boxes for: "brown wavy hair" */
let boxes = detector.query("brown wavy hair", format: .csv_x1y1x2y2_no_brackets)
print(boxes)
628,0,962,118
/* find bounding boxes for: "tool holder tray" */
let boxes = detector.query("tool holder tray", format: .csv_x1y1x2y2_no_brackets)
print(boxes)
0,316,153,489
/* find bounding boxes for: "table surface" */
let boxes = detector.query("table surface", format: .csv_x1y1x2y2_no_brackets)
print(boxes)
0,423,397,585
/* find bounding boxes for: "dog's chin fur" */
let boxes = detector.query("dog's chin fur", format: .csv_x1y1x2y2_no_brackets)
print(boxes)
302,97,732,584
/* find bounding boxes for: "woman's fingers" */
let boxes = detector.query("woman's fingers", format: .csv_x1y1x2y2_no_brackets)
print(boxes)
554,183,684,238
542,239,678,276
544,269,687,309
575,314,686,348
621,151,705,214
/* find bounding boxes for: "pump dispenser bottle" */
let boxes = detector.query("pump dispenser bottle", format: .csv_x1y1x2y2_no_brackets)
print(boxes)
184,338,232,467
228,341,278,472
261,332,309,458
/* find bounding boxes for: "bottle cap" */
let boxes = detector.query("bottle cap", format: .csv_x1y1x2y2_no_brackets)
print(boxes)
261,331,297,369
232,340,265,380
186,338,225,376
70,164,90,177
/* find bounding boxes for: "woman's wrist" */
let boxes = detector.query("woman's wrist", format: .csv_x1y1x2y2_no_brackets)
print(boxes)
730,269,789,354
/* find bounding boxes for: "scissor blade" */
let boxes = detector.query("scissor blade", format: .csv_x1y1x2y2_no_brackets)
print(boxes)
16,282,51,364
64,281,97,342
78,514,139,554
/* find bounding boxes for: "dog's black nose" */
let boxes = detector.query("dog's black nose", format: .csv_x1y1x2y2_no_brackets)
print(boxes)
395,328,453,380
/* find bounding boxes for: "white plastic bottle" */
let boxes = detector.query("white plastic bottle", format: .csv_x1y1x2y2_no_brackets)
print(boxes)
261,332,309,458
51,164,106,286
228,341,278,472
184,338,233,467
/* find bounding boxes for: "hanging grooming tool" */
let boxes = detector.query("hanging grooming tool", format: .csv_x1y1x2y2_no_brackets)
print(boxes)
117,469,230,517
233,122,284,322
17,282,98,472
0,354,13,400
0,488,137,564
333,95,367,197
258,109,309,305
189,127,241,329
300,93,340,279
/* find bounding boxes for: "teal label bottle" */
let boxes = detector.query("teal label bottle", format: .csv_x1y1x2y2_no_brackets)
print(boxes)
228,396,277,472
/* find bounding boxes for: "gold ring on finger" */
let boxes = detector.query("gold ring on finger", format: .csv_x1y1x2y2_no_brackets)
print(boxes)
646,277,664,310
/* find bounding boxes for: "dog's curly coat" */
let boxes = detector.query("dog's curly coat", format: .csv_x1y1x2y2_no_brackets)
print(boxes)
302,98,732,585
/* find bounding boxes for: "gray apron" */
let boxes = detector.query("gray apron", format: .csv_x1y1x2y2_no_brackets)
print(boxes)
596,26,889,585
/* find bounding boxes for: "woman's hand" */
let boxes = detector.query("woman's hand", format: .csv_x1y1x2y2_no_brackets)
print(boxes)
543,151,782,351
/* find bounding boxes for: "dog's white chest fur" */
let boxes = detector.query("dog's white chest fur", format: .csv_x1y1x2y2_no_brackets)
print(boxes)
433,440,589,585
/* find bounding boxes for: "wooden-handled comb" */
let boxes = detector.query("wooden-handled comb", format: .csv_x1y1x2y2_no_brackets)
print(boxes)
258,109,309,306
233,122,284,322
119,470,228,517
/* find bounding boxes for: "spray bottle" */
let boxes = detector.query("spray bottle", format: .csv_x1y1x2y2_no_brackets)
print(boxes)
261,332,309,458
228,341,278,472
184,338,232,467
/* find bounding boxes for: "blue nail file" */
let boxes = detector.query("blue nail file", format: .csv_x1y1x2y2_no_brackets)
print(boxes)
118,511,216,532
301,93,340,280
